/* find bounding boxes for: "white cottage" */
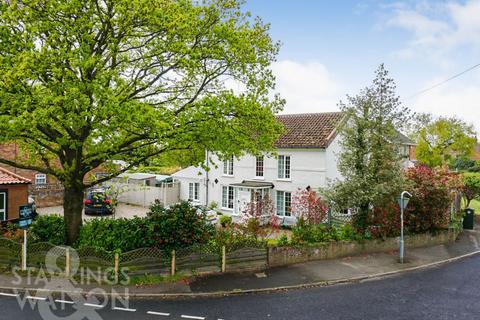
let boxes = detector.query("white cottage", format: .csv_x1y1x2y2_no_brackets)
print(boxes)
172,112,415,224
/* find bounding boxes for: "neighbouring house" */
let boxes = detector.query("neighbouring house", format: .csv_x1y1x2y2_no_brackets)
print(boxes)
172,112,416,224
0,143,126,208
0,167,31,221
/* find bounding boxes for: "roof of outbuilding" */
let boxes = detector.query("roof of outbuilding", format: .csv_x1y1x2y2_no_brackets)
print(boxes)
0,167,31,185
275,112,345,149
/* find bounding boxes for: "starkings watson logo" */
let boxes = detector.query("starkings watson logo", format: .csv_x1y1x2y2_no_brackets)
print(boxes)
10,247,131,319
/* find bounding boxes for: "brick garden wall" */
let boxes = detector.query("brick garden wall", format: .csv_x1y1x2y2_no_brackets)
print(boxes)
29,184,64,207
268,229,459,267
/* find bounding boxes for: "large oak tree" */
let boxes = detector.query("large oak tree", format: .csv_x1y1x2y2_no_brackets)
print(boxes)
0,0,283,244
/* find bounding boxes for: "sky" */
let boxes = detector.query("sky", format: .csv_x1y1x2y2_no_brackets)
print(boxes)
243,0,480,133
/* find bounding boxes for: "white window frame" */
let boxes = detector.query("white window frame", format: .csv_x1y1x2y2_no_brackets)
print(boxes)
188,182,200,201
277,155,291,180
255,156,264,178
222,185,234,210
223,156,234,176
0,191,6,221
35,173,47,185
276,190,292,217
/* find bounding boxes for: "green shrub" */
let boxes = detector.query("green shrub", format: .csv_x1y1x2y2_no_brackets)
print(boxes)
77,217,153,252
30,215,66,245
338,223,361,241
219,215,233,228
148,201,214,253
291,219,337,244
277,234,289,246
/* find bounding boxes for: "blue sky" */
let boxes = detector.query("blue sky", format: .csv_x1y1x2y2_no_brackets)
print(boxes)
243,0,480,132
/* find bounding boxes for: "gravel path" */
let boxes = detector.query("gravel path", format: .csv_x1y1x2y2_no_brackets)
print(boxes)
37,203,149,220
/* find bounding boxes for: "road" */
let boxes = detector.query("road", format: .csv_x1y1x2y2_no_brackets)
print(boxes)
1,254,480,320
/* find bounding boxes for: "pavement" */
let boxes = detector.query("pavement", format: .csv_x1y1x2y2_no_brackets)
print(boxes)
37,203,149,220
0,224,480,298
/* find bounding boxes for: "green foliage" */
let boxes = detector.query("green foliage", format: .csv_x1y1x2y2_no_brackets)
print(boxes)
148,201,214,253
277,234,289,246
291,219,360,245
0,0,283,244
415,116,477,167
29,215,66,245
77,217,153,252
462,172,480,208
449,156,477,172
219,215,233,228
322,65,410,232
209,201,218,210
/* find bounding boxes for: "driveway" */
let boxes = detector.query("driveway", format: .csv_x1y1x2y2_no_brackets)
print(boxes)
37,203,149,220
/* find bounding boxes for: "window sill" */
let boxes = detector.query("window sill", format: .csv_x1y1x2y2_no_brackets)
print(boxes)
221,207,234,211
253,176,265,180
222,174,234,178
276,178,292,182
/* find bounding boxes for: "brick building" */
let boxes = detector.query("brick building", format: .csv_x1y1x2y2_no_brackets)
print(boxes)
0,167,31,221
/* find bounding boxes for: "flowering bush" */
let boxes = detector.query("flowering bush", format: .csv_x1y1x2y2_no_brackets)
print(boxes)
291,189,328,225
404,165,462,233
240,193,279,239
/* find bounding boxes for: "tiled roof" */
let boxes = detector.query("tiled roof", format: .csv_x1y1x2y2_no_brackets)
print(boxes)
0,167,31,185
275,112,345,148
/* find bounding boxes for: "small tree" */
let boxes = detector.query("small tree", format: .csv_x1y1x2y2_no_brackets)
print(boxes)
291,189,328,225
322,65,411,232
462,172,480,208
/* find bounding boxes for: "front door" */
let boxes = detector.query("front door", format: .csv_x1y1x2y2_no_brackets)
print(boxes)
238,189,251,215
0,192,6,221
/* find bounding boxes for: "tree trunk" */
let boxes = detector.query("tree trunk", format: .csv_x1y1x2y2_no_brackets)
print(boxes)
63,186,84,245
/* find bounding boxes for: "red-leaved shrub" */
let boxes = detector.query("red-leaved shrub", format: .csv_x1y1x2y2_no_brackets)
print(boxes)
366,202,401,239
404,165,462,233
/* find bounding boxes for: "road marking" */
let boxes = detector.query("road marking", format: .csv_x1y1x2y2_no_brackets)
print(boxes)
181,315,205,320
84,303,104,308
26,296,47,301
0,292,19,297
147,311,171,316
113,306,137,312
55,299,74,304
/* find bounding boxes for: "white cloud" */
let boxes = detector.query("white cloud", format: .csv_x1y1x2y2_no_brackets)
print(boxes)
271,60,343,114
386,0,480,65
412,81,480,134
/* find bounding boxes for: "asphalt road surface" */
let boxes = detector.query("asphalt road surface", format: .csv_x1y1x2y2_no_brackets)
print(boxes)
1,254,480,320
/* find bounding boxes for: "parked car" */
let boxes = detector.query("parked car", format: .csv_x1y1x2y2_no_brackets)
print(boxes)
84,189,114,216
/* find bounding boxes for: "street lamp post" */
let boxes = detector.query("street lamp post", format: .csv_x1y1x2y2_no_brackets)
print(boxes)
397,191,412,264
